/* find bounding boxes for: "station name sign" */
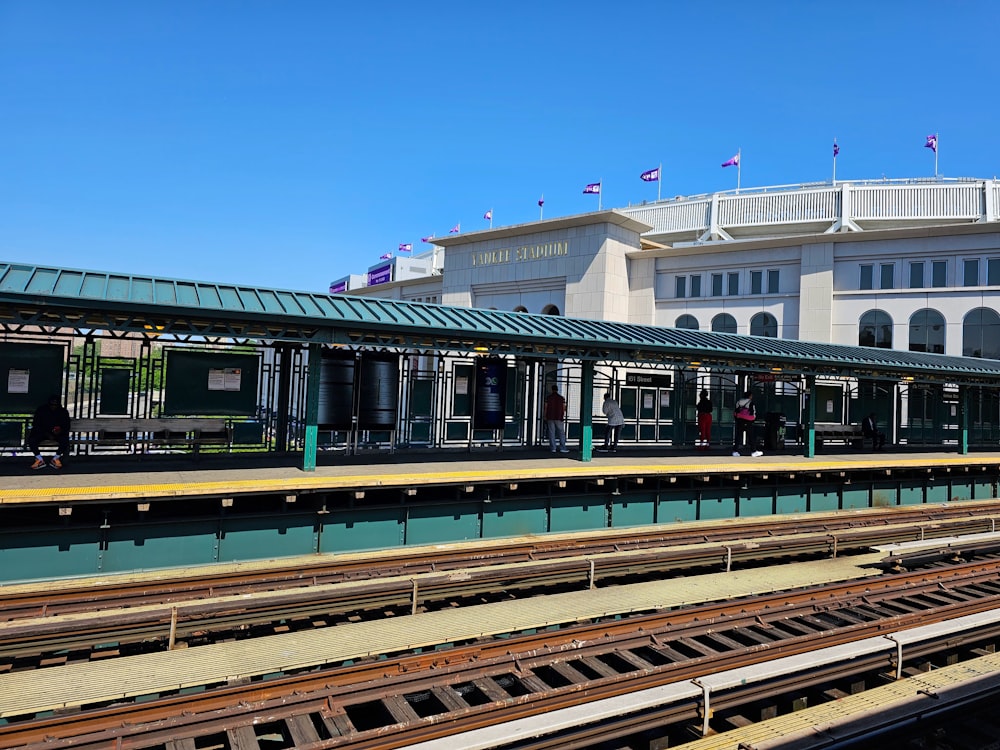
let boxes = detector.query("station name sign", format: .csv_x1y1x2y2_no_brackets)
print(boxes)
625,372,672,388
471,241,569,267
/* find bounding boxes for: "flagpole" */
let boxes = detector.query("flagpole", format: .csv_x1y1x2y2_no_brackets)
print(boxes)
490,209,493,229
935,133,939,178
599,178,602,211
657,162,662,201
833,138,837,183
736,149,741,193
539,195,544,220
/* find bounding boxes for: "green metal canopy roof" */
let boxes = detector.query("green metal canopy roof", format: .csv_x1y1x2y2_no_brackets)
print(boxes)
2,261,1000,385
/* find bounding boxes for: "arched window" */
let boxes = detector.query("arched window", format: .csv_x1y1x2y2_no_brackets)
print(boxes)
750,312,778,337
675,314,699,330
963,307,1000,358
542,304,561,316
859,309,892,348
513,306,528,313
909,309,945,353
711,313,737,334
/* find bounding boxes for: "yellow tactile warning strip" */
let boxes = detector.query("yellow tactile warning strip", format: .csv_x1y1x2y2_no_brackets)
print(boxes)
0,553,885,718
2,452,999,505
671,651,1000,750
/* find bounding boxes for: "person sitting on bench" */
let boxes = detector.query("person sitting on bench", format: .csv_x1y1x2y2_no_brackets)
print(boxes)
28,394,71,469
861,412,886,451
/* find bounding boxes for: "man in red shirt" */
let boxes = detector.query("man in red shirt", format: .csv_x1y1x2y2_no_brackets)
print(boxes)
544,385,569,453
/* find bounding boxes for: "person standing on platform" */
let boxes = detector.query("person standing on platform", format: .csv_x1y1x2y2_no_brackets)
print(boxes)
544,384,569,453
862,412,887,451
696,389,713,450
28,394,71,469
733,391,762,457
599,392,624,451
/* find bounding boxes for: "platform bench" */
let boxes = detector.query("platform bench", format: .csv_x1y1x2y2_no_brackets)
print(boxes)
68,418,231,456
813,423,864,448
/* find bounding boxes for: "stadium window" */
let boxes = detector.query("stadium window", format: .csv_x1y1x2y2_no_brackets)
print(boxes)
908,261,924,289
767,269,779,294
711,273,723,296
675,314,699,330
879,263,894,290
712,313,737,334
860,264,874,290
675,276,686,298
989,258,1000,286
909,308,945,354
931,260,947,287
689,275,702,297
727,272,739,296
963,258,980,287
750,270,763,295
963,307,1000,359
859,309,893,348
750,312,778,337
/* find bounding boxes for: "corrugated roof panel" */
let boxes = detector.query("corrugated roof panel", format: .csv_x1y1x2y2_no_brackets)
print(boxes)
237,288,265,313
274,291,307,316
255,289,285,314
130,277,155,304
175,282,200,307
78,273,107,298
217,287,244,310
197,285,223,309
24,267,61,294
51,271,82,297
0,264,32,292
154,281,177,305
105,275,132,301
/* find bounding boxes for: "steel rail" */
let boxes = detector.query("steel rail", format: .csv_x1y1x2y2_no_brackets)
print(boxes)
5,559,1000,749
4,517,999,664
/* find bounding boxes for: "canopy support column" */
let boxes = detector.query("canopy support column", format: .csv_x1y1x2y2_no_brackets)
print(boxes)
804,375,817,458
580,361,595,462
959,385,970,455
302,344,321,472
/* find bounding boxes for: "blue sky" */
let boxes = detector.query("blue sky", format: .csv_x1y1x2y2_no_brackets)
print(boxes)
2,1,998,293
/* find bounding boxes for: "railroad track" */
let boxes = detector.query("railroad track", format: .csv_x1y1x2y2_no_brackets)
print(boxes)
5,512,1000,668
5,557,1000,749
4,502,999,621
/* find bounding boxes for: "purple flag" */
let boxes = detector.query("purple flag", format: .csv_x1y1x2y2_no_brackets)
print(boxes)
421,234,434,243
538,195,544,207
398,243,412,252
583,182,601,194
483,209,492,221
640,167,660,182
833,141,840,157
449,223,460,233
925,134,938,153
721,153,740,168
379,252,392,260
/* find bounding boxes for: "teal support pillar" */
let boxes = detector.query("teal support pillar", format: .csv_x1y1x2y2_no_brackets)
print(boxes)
804,374,817,458
580,361,595,462
302,344,322,472
673,366,687,447
959,385,970,455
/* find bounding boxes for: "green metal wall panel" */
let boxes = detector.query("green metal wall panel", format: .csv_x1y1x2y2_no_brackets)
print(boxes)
949,480,973,502
322,508,404,553
103,521,219,573
219,515,316,562
739,488,775,517
926,479,950,504
0,528,100,583
483,498,547,538
550,496,607,532
810,485,841,512
407,503,480,545
899,481,924,506
657,494,698,523
842,484,871,510
698,490,737,520
871,482,898,508
775,487,808,514
973,479,996,500
610,495,656,528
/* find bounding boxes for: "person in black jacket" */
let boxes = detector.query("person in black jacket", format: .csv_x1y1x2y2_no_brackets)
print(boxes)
861,412,886,451
28,394,71,469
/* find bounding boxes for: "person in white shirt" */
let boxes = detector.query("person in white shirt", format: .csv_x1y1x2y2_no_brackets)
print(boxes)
600,392,625,451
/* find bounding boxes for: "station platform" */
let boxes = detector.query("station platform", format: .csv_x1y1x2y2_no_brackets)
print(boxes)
2,447,999,506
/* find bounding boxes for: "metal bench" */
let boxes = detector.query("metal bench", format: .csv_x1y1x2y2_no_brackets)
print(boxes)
813,423,864,448
69,418,231,456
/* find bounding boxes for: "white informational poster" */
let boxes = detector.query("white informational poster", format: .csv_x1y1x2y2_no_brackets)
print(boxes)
456,376,469,395
660,392,670,408
208,368,243,392
826,399,834,414
643,393,654,410
7,368,29,394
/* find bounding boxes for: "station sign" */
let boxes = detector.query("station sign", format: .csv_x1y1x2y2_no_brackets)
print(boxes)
625,372,672,388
